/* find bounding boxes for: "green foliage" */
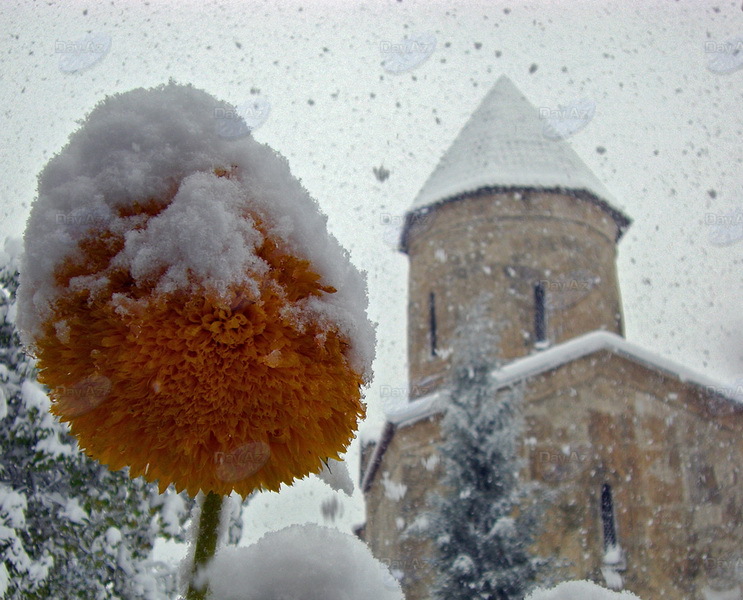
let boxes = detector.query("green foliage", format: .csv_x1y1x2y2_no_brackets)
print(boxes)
0,251,196,599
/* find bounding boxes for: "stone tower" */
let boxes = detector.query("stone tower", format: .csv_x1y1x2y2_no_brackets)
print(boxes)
361,76,743,600
402,75,630,399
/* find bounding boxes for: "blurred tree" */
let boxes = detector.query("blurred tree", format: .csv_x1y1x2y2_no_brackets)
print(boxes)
422,293,548,600
0,245,224,599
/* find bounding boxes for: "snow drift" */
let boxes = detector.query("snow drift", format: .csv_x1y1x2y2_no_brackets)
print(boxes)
198,523,404,600
525,579,644,600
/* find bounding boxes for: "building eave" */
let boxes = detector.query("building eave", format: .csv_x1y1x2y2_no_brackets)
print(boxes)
361,330,743,491
360,421,396,494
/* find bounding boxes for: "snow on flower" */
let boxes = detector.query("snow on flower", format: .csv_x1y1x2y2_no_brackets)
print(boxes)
16,81,375,497
199,523,404,600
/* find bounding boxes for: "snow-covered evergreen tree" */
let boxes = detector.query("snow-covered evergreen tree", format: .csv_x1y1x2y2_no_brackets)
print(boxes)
423,293,547,600
0,239,204,599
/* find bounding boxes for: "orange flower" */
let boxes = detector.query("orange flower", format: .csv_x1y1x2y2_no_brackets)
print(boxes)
31,168,368,497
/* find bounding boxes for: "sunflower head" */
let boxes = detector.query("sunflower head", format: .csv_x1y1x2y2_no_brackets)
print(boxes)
17,83,375,497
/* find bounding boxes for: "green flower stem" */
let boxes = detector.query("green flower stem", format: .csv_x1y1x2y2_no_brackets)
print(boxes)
186,491,223,600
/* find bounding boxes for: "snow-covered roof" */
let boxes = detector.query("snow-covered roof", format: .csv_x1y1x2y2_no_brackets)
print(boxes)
402,75,630,248
386,331,743,429
362,329,743,491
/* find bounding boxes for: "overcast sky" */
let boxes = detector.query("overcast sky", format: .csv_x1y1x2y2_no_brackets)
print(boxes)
1,0,741,561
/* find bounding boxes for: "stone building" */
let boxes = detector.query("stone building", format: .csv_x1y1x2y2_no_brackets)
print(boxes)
359,76,743,600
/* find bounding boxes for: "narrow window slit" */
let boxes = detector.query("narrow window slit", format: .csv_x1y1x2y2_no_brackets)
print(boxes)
534,282,546,343
429,291,437,357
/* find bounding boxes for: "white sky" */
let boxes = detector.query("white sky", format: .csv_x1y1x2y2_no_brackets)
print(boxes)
1,0,741,563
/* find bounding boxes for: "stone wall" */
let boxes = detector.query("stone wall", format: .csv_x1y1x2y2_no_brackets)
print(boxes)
405,190,625,401
363,353,743,599
363,416,443,600
522,352,743,599
364,187,742,600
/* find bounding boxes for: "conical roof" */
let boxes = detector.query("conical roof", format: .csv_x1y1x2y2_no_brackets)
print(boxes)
404,76,630,247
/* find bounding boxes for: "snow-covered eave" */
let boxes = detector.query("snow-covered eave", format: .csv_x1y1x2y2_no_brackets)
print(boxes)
489,330,743,407
399,184,632,254
360,421,395,493
397,331,743,425
362,330,743,489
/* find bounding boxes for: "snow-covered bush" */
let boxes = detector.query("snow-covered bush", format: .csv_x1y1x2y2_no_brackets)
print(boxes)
0,238,202,599
525,579,644,599
200,523,405,600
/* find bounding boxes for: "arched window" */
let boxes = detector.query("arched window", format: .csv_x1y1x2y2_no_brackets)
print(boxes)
601,483,617,549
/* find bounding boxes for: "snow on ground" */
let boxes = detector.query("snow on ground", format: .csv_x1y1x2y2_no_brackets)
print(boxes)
525,580,644,600
16,82,375,380
199,522,404,600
